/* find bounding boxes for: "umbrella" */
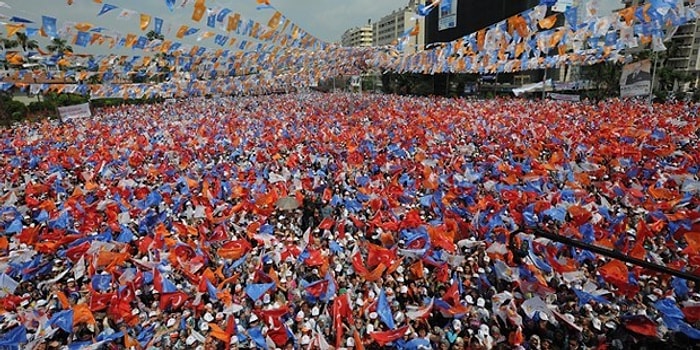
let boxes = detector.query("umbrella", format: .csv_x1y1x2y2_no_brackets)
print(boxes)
275,197,299,211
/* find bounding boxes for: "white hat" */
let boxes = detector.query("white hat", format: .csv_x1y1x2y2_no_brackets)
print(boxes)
285,270,293,277
477,268,485,274
396,276,405,283
465,295,474,304
592,318,602,331
453,319,462,330
249,314,259,323
396,266,405,274
347,337,355,347
311,306,320,317
356,297,364,306
186,336,197,345
263,294,271,304
369,312,378,320
538,312,549,321
456,266,464,272
476,298,485,308
400,285,408,294
167,318,177,327
35,299,47,307
367,324,375,332
203,313,214,322
300,335,311,345
148,311,158,318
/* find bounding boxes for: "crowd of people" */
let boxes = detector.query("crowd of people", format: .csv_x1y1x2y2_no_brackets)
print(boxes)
0,93,699,350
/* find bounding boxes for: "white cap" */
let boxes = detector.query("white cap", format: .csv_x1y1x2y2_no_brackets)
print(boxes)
465,295,474,304
203,313,214,322
476,298,485,307
186,336,197,345
312,306,320,316
263,294,271,304
367,324,375,332
167,318,177,327
347,337,355,346
200,323,209,332
249,314,259,322
369,312,378,320
400,285,408,294
539,312,549,321
356,297,364,306
453,319,462,330
300,335,311,345
592,318,602,331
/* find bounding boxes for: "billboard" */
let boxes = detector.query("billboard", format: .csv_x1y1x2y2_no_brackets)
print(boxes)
439,0,458,31
620,60,652,98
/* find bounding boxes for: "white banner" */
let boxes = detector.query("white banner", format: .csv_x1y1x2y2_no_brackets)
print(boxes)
548,93,580,102
58,102,92,121
438,0,457,31
620,59,652,98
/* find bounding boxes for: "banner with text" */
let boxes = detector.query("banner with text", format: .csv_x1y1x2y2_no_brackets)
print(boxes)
58,103,92,121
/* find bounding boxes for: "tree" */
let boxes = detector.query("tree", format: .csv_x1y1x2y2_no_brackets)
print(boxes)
146,30,164,41
46,38,73,55
14,32,38,52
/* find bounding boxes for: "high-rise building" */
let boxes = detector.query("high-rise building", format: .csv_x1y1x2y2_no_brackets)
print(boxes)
373,0,425,54
341,22,374,48
621,0,700,91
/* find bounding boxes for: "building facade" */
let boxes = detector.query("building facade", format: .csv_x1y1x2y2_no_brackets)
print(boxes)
424,0,540,45
373,0,425,54
340,23,374,48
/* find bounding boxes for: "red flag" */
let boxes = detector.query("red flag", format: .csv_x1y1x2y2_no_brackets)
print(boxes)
305,279,329,298
369,325,410,346
442,281,460,306
333,294,354,347
624,315,658,337
218,239,252,260
89,292,115,312
318,217,335,230
366,243,396,268
159,291,189,310
682,305,700,324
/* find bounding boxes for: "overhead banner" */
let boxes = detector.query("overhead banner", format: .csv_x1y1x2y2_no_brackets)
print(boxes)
547,92,580,102
438,0,457,31
620,59,652,98
58,103,92,121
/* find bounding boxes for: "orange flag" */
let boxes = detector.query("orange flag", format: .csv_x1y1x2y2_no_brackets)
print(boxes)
73,304,96,326
140,14,151,31
176,25,188,39
192,0,206,22
538,14,558,30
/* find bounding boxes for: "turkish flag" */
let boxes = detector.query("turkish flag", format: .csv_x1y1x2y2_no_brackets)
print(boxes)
159,291,189,310
369,326,410,346
90,292,115,312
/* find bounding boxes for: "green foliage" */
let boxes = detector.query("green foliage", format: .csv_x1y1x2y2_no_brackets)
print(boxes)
580,61,622,101
44,92,89,107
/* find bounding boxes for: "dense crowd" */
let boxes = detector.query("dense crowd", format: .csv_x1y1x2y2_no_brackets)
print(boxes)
0,93,699,350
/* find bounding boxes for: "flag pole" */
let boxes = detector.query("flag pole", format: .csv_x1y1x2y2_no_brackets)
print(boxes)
649,51,657,106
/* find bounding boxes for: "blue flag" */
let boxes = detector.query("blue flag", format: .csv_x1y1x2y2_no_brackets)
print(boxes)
154,17,163,34
165,0,175,11
42,16,57,38
247,327,268,350
377,289,396,329
97,3,119,16
245,283,275,301
92,274,112,292
75,31,90,48
48,309,74,333
5,218,22,234
0,325,27,347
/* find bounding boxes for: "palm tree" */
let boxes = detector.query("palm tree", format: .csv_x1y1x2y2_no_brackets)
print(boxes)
46,38,73,55
14,32,39,52
1,38,18,70
1,38,18,51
